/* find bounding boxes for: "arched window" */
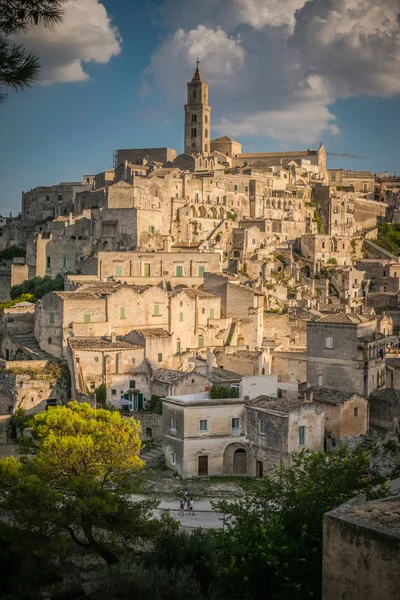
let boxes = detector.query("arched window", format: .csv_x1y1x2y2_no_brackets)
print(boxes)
191,114,197,123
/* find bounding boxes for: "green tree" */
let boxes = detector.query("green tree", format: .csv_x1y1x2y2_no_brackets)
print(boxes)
0,402,160,566
10,273,64,300
0,0,70,102
97,558,206,600
0,245,25,261
213,445,390,600
0,293,35,310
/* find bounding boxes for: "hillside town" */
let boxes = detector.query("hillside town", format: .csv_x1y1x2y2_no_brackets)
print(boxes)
1,62,400,482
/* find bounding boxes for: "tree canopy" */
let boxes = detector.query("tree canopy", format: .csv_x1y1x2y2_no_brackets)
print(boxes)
10,273,64,300
0,0,69,102
0,402,160,566
212,445,390,600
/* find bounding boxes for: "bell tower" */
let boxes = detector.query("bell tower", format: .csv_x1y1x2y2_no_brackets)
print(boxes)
184,60,211,155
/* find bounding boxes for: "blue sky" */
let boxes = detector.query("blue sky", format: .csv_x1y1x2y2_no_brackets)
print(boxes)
0,0,399,215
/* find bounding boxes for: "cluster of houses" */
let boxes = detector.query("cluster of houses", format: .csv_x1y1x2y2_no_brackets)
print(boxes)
1,64,400,477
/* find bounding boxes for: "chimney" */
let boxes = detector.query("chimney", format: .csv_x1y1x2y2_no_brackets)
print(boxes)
163,236,172,252
206,348,213,381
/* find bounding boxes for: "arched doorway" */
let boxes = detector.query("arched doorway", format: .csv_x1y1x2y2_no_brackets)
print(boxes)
223,443,247,475
146,427,153,440
233,449,247,475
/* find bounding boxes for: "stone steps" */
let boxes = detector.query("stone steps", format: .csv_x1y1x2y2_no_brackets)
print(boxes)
13,334,50,359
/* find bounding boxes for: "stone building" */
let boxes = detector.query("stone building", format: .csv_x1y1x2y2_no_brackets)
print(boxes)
300,234,363,268
306,313,393,397
22,181,91,222
96,249,221,280
327,169,375,195
151,368,209,398
204,273,264,348
323,495,400,600
245,396,325,476
304,386,368,446
0,359,69,415
163,393,246,477
368,387,400,431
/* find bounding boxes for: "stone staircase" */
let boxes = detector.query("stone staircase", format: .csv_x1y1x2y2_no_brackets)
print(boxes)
140,442,164,467
12,333,50,360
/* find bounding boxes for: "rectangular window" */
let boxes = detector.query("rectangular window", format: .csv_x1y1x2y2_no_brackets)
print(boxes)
331,173,336,182
171,417,177,429
299,426,305,446
153,304,160,316
252,238,256,244
176,340,181,354
149,226,156,234
210,308,214,319
158,353,163,363
199,419,208,432
171,452,176,465
111,389,116,396
354,407,358,417
46,256,51,269
131,357,136,364
232,418,240,429
94,356,99,363
234,184,238,192
245,186,248,192
325,336,333,349
198,265,205,277
115,265,123,277
317,374,323,386
49,312,55,323
89,382,95,391
144,263,151,277
258,419,265,435
205,129,208,138
129,380,136,389
83,314,91,323
61,256,67,269
120,306,126,319
179,312,184,322
176,265,183,277
48,337,52,345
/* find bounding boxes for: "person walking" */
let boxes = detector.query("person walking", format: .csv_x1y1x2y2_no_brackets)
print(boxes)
183,488,189,510
188,497,195,516
179,499,184,516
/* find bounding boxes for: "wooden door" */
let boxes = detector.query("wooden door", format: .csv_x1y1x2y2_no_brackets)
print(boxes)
233,449,247,475
256,460,263,478
198,455,208,476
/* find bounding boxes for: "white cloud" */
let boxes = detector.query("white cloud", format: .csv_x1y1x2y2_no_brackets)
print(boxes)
18,0,121,84
143,25,245,102
233,0,307,32
145,0,400,144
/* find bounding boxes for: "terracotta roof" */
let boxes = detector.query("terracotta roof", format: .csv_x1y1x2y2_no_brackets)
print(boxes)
183,288,216,299
134,328,171,338
248,395,304,413
308,386,361,405
386,358,400,369
55,291,99,301
239,150,317,159
69,337,141,350
369,388,400,403
317,313,370,324
153,368,197,383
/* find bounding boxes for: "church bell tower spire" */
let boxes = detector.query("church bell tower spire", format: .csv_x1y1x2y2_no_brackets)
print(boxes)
184,60,211,155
